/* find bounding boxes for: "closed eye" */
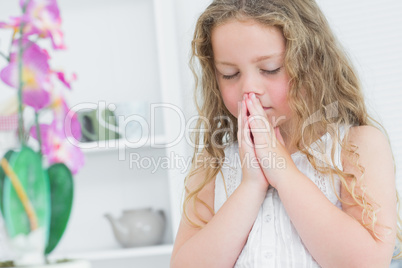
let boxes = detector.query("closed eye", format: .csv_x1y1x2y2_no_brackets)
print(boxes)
221,67,281,80
222,72,239,80
261,67,281,75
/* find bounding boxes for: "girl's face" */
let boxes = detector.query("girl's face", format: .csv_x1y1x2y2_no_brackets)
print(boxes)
212,20,293,126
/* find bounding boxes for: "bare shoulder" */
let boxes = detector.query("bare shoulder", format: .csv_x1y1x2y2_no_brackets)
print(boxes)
342,125,393,168
341,125,397,244
347,125,390,148
342,125,394,184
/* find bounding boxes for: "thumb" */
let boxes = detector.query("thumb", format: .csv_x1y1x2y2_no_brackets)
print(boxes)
274,127,285,147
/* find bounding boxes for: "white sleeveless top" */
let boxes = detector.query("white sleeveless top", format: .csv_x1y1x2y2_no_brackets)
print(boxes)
214,128,346,267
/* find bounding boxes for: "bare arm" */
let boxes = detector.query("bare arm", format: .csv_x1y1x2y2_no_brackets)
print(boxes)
171,99,270,267
275,126,397,267
170,174,267,268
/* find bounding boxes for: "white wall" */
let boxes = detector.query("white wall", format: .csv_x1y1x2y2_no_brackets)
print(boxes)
315,0,402,191
0,0,162,106
171,0,211,159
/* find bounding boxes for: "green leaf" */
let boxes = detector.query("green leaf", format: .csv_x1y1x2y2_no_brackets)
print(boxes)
3,146,50,239
45,163,74,254
0,150,15,218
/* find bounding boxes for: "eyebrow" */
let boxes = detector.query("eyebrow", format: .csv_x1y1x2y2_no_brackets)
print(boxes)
215,53,282,66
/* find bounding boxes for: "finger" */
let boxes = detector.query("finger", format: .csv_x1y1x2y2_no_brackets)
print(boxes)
243,101,254,149
238,100,248,153
242,101,253,152
246,95,272,134
237,100,242,142
248,93,266,116
246,101,273,149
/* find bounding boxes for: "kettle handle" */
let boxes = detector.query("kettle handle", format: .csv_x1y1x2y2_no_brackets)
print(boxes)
78,111,98,141
158,210,166,220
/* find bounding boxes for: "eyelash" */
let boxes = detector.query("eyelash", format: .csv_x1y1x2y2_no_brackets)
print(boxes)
222,67,281,80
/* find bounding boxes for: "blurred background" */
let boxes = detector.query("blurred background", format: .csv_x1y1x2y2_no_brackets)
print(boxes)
0,0,401,267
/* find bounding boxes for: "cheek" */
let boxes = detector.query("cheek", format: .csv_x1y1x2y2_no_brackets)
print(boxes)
270,80,291,111
220,87,240,118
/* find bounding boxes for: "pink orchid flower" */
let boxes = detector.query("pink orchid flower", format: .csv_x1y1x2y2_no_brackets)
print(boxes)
0,16,23,33
52,95,82,141
0,39,51,111
30,121,84,175
53,71,77,90
20,0,65,49
0,1,65,49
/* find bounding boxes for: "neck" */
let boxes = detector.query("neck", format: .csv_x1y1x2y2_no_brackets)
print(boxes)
278,120,298,154
279,121,330,155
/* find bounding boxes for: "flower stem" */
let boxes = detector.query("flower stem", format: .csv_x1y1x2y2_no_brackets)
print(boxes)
23,36,39,51
34,112,43,156
16,0,31,146
17,23,25,146
0,51,9,62
22,0,30,12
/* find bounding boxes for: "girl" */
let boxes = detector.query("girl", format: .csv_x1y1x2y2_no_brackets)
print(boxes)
171,0,401,267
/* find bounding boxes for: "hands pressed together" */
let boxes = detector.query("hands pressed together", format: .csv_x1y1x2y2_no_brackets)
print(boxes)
237,93,298,192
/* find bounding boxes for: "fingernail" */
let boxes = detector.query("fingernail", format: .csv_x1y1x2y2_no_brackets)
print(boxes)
251,93,256,99
243,95,246,100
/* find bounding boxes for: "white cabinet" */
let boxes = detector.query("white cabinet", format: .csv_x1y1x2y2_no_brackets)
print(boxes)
49,0,185,267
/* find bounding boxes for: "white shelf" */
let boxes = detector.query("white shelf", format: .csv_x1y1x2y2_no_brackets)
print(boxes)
50,244,173,261
45,0,186,267
78,135,167,154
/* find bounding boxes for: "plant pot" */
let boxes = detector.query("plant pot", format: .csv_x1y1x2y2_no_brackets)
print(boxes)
0,260,91,268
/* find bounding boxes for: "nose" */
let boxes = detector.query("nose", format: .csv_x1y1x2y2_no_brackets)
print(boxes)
240,71,264,97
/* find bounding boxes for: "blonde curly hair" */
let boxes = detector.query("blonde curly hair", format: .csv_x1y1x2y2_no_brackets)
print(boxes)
184,0,401,258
